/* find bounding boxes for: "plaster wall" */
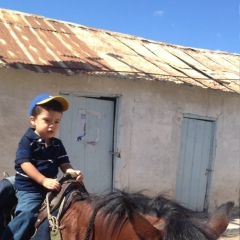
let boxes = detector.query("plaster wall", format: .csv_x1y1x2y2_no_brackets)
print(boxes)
0,68,239,211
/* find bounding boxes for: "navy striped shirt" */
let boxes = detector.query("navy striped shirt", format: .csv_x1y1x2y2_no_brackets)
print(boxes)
14,128,70,193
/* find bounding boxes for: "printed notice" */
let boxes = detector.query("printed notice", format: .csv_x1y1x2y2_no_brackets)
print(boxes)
77,110,101,145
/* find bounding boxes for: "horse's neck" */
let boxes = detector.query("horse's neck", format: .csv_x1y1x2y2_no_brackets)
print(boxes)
61,201,139,240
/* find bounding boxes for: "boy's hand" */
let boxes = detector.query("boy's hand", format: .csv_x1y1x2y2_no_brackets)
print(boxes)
42,178,61,191
21,162,62,190
66,169,84,182
74,170,84,182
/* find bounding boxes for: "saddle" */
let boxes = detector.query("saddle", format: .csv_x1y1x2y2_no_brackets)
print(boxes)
34,173,88,239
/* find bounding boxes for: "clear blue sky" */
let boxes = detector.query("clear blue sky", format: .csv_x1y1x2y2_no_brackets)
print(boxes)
1,0,240,54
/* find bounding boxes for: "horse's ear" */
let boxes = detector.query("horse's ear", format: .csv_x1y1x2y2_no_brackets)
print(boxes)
124,198,164,240
206,201,234,238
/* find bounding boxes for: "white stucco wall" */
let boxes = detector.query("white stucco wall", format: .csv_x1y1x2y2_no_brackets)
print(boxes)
0,68,239,211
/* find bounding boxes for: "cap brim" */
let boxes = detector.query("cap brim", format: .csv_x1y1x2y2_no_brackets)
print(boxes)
37,96,69,112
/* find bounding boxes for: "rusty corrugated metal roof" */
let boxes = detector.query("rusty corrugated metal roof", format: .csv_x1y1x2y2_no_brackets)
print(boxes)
0,8,239,93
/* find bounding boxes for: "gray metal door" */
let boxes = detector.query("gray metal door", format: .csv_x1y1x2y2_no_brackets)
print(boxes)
175,114,216,211
60,95,114,194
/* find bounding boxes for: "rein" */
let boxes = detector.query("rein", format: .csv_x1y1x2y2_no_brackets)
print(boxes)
84,209,98,240
34,173,88,240
46,192,65,239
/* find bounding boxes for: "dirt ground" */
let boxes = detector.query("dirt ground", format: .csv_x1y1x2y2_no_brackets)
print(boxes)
220,233,240,240
219,214,240,240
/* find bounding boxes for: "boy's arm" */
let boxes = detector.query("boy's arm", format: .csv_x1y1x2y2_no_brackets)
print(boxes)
60,163,84,182
21,162,61,191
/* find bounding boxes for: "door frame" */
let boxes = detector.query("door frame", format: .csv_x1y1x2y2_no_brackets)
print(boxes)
60,90,122,190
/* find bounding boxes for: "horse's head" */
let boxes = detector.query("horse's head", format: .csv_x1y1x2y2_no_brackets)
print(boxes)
206,201,234,239
124,198,234,240
123,197,164,239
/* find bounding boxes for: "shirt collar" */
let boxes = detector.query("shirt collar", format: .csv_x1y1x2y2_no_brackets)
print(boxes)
25,128,40,140
25,128,54,144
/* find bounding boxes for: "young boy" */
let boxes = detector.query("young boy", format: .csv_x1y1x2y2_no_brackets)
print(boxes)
2,93,83,240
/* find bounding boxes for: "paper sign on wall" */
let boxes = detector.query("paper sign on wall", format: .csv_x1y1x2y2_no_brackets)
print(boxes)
77,109,101,145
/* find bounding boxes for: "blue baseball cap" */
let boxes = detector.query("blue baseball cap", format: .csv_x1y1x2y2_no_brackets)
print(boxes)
29,93,69,116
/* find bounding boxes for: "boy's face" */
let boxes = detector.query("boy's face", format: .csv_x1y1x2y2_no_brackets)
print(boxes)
30,108,62,141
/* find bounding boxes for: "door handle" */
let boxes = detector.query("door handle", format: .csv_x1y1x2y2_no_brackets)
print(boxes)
205,168,213,175
109,149,121,158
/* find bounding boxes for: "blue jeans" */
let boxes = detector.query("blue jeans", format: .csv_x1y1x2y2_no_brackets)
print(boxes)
2,190,45,240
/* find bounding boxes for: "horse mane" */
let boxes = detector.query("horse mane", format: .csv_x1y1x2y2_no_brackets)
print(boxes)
83,189,217,240
89,190,151,224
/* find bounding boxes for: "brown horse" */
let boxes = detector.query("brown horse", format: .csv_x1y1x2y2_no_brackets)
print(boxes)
0,177,234,240
57,190,234,240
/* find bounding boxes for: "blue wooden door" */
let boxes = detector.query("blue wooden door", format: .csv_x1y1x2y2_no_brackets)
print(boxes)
60,95,115,194
175,114,216,211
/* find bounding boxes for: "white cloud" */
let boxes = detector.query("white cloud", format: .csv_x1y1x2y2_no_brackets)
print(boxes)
154,10,164,17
